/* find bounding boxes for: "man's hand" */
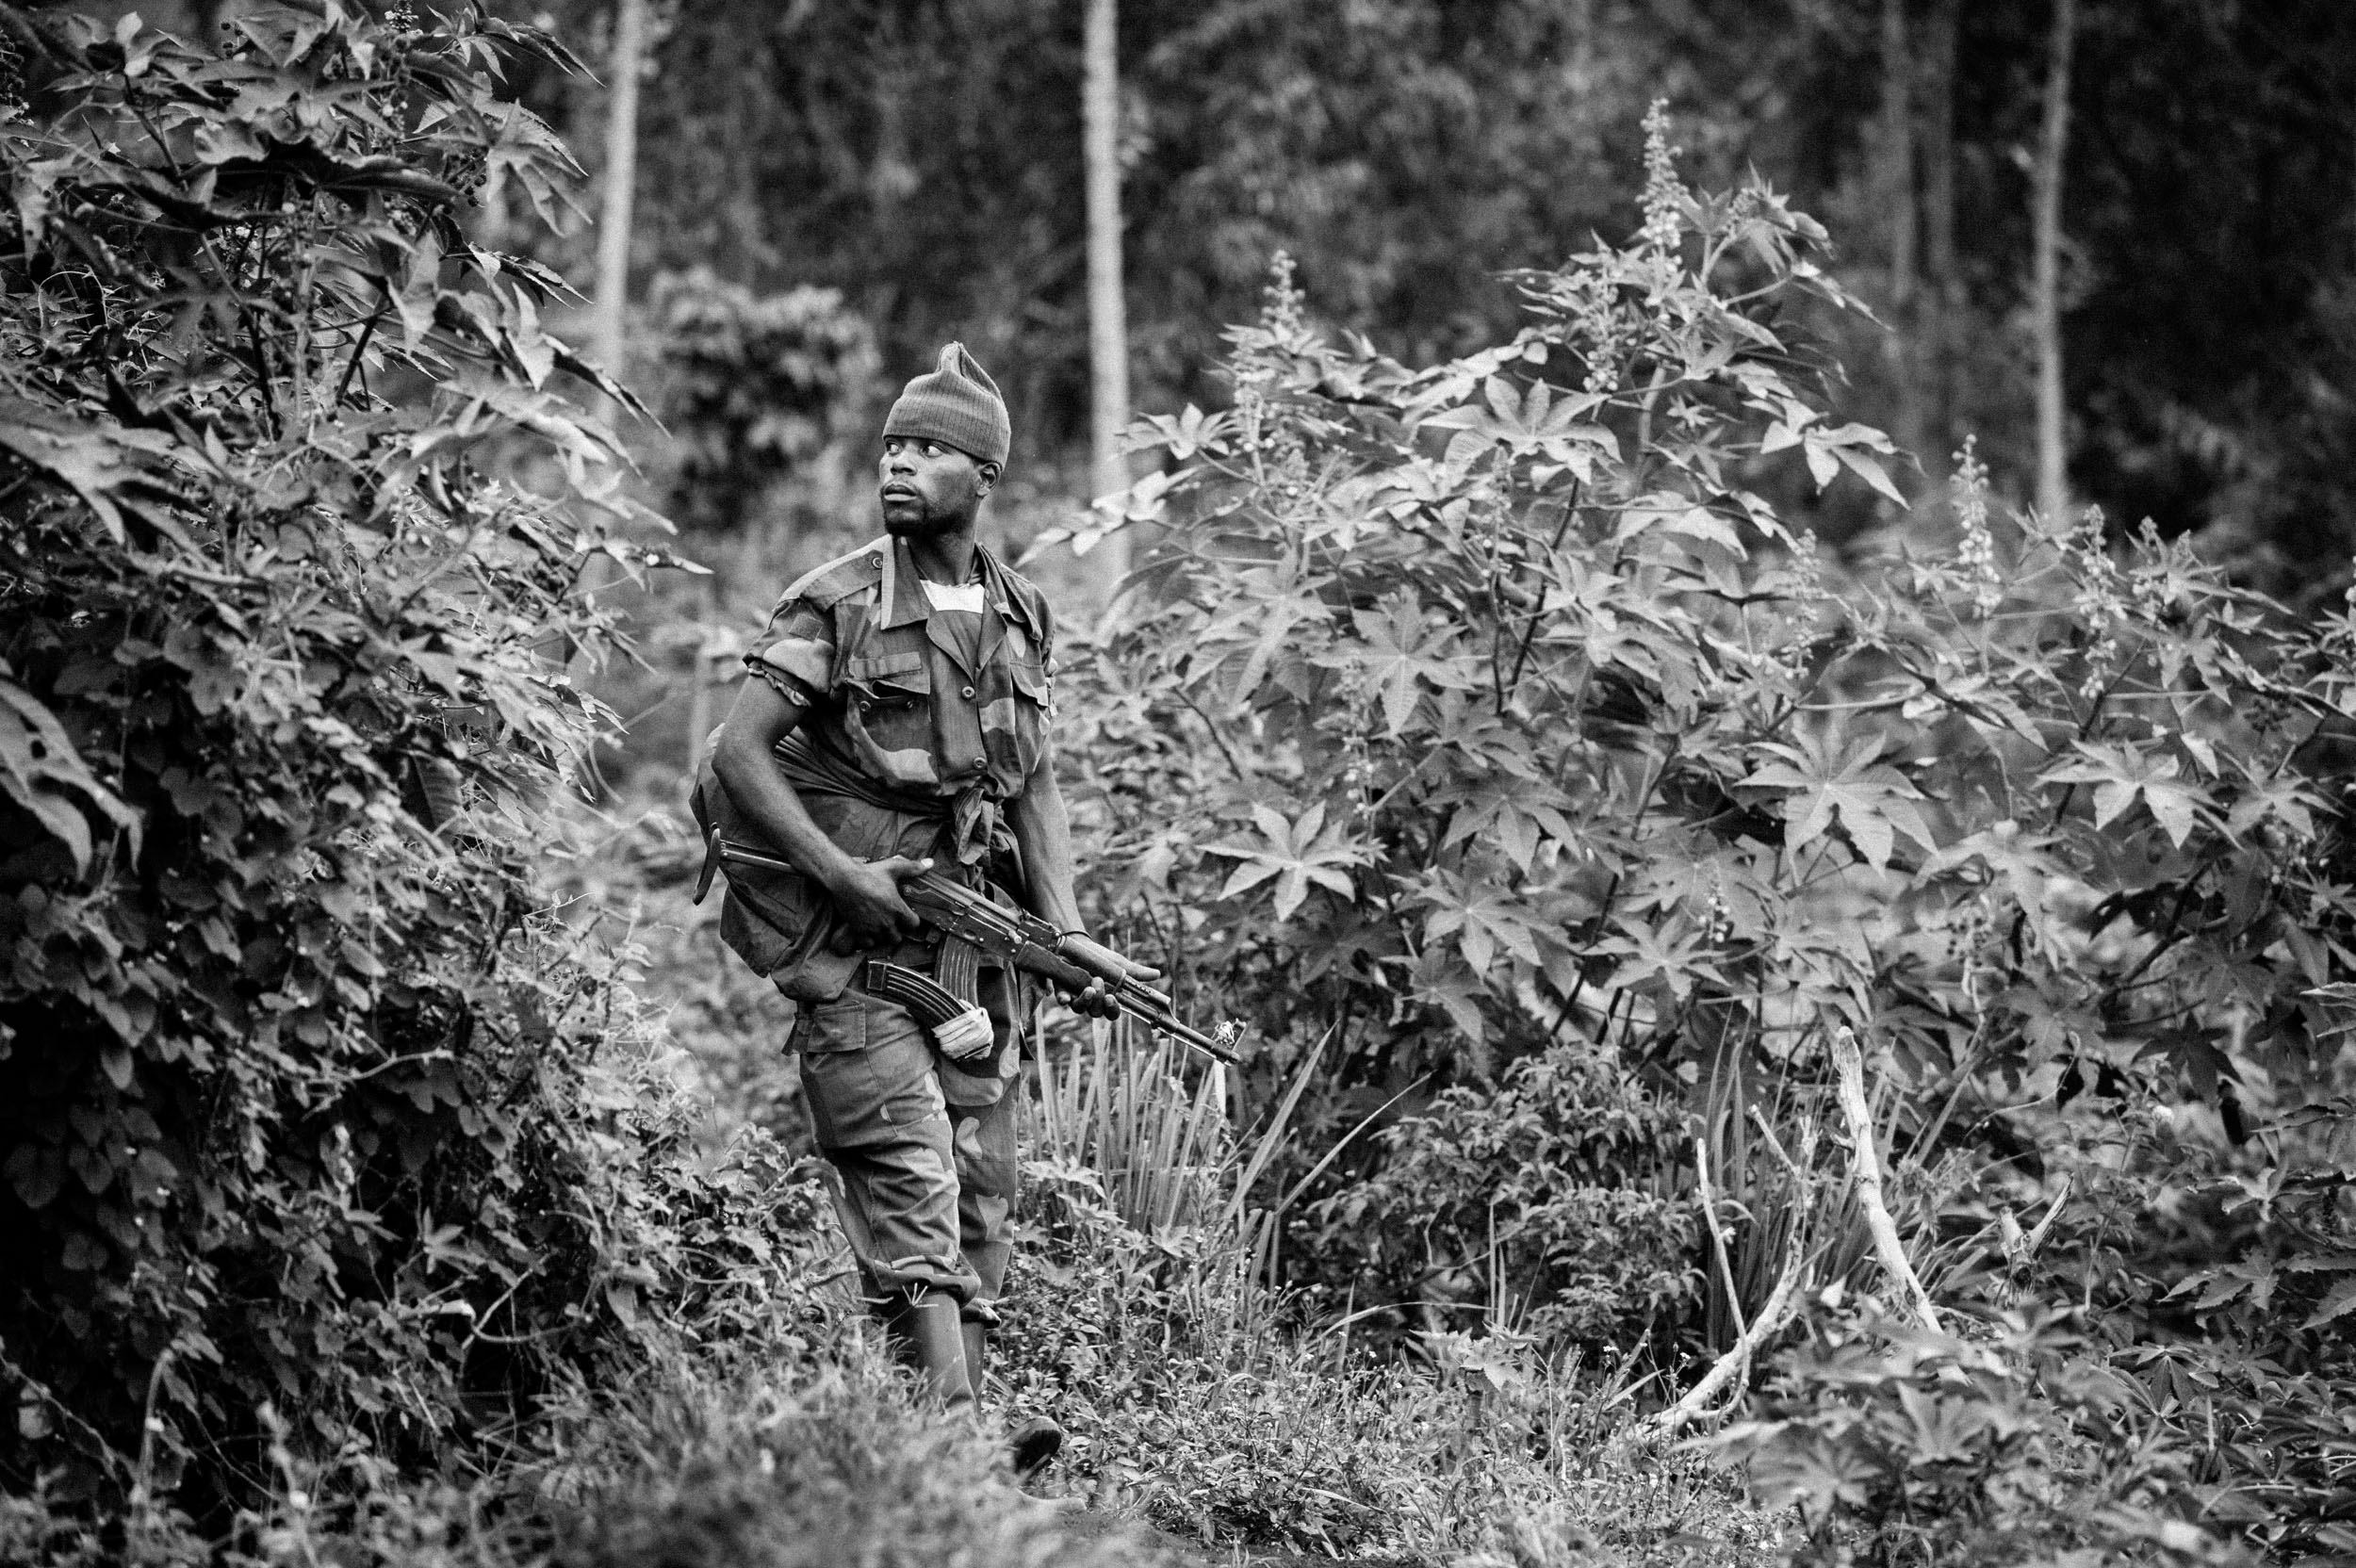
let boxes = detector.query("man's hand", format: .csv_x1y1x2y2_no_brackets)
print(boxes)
828,856,934,948
1059,941,1159,1018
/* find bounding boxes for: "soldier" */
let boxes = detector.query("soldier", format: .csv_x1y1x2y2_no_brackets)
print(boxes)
701,342,1126,1472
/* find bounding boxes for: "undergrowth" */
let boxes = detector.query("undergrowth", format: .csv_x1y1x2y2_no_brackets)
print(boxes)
534,1351,1186,1568
996,1029,1789,1566
0,1296,1182,1567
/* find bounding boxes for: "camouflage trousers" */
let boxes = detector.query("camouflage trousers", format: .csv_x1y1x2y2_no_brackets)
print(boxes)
793,968,1022,1315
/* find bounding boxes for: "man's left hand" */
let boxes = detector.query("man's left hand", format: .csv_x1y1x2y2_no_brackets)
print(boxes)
1058,942,1158,1019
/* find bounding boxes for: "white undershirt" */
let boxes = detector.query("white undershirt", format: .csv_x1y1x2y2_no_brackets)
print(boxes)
921,580,988,613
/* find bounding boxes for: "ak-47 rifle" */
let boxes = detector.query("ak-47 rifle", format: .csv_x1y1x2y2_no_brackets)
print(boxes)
695,830,1243,1065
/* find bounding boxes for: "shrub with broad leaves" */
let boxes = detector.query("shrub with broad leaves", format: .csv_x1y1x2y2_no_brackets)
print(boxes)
1043,102,2356,1551
1717,1304,2251,1568
0,0,815,1520
1313,1039,1698,1351
649,267,879,535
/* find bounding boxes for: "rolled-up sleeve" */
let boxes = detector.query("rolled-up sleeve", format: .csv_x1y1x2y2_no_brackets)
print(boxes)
746,599,835,706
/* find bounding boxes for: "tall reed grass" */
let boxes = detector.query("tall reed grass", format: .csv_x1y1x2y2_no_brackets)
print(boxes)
1004,1021,1788,1562
1699,1023,1992,1351
1026,1019,1320,1355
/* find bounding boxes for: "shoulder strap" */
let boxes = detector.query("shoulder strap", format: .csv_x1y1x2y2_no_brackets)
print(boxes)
977,544,1055,645
778,536,892,611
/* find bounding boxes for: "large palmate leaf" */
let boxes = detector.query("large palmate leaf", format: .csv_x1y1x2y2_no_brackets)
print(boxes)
1340,591,1477,737
2040,741,2214,848
1206,802,1370,922
1742,729,1937,871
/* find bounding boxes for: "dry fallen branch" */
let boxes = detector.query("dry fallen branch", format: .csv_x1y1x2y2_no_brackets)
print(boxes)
1830,1025,1942,1331
1693,1128,1749,1345
1620,1114,1820,1450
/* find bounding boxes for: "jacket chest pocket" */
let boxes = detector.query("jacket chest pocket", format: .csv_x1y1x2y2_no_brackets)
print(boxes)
843,649,934,755
1008,659,1052,707
1002,658,1052,775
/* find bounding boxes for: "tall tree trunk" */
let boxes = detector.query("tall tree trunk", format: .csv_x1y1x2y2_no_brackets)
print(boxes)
1567,0,1595,93
2030,0,2076,524
1879,0,1922,472
1921,0,1960,471
593,0,647,386
1083,0,1132,597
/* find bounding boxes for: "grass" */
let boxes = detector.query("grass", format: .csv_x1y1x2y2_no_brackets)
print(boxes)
4,1331,1194,1567
998,1023,1790,1566
532,1351,1189,1568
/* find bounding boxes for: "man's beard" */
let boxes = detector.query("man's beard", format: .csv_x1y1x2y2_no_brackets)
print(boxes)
882,498,972,538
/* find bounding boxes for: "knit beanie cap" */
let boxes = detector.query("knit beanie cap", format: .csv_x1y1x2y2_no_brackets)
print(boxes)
883,342,1011,466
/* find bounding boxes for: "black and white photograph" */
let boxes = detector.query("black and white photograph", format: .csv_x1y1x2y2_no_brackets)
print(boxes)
1,2,2351,1562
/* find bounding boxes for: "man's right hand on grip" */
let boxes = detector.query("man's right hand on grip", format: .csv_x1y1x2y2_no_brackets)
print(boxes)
828,855,934,948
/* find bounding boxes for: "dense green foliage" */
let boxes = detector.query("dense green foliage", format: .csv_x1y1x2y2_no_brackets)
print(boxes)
995,1033,1776,1562
2013,1069,2356,1556
1315,1040,1698,1348
1722,1307,2249,1568
1039,115,2356,1557
0,1,813,1525
647,269,877,536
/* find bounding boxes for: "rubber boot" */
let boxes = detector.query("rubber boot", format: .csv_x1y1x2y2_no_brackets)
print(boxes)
960,1318,989,1403
902,1294,975,1412
962,1315,1064,1476
1007,1413,1064,1479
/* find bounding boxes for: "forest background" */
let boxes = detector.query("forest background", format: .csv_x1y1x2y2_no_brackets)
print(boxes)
557,0,2356,584
7,2,2356,1566
515,0,2356,807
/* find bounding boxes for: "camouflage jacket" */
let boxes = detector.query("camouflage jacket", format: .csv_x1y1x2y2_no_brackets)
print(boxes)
749,533,1057,822
706,534,1057,1002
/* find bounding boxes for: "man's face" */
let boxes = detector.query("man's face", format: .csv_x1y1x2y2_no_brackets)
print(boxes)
878,436,990,538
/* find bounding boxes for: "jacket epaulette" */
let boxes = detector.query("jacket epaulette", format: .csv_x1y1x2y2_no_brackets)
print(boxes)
991,558,1053,638
777,537,890,611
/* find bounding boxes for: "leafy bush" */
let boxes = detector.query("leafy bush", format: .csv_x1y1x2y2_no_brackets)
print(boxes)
1047,112,1903,1082
1719,1303,2250,1568
999,1136,1779,1564
992,1030,1778,1564
1986,1084,2356,1558
0,0,814,1519
648,268,879,536
1317,1038,1699,1350
1039,110,1922,1339
1045,95,2356,1430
